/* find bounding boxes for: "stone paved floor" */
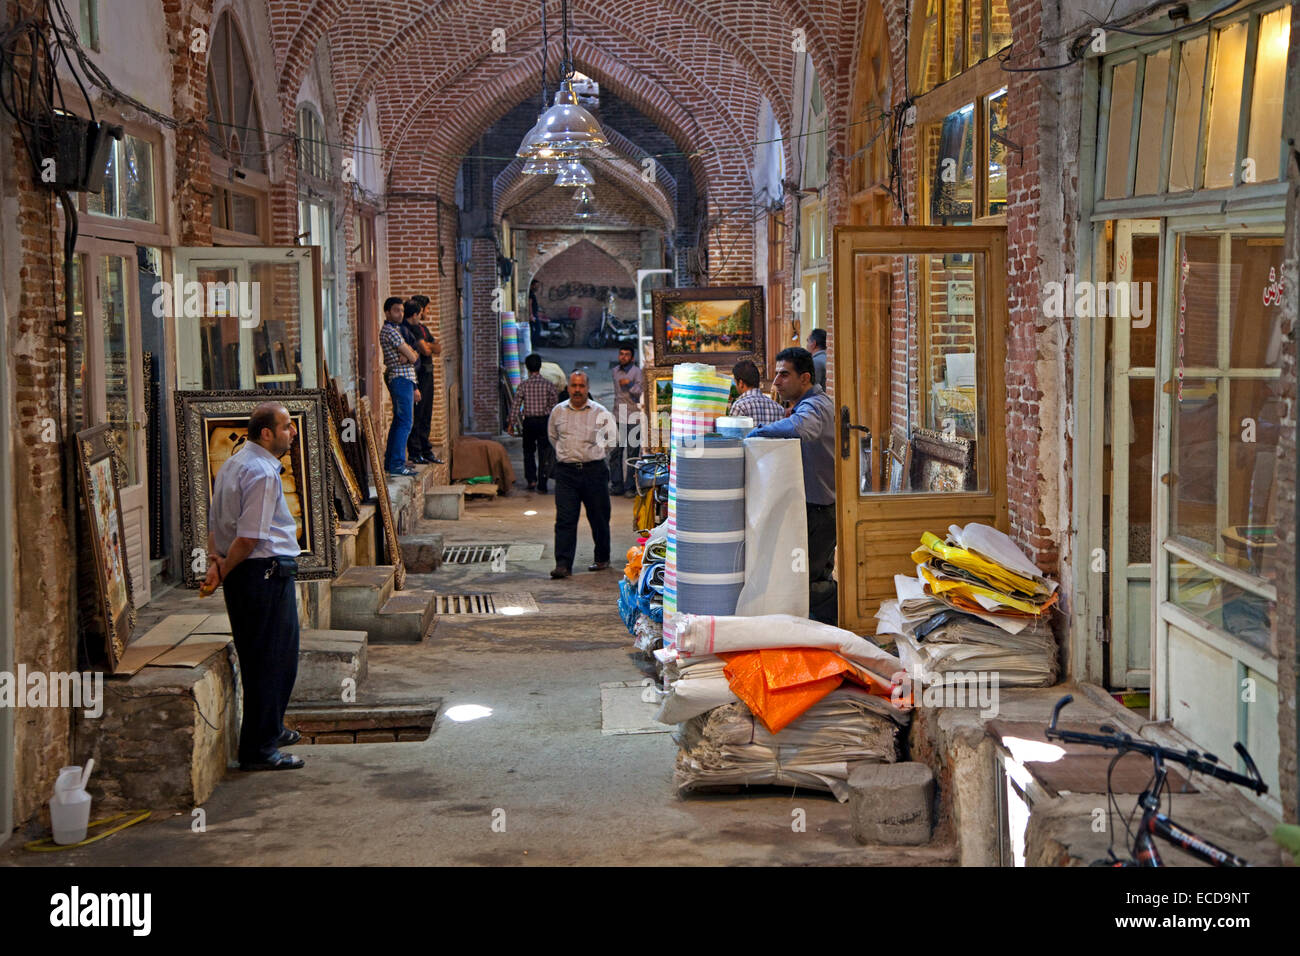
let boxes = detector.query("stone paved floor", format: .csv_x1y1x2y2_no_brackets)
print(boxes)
2,361,957,866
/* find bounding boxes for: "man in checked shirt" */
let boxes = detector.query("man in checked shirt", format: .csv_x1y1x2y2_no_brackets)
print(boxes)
508,353,559,492
729,359,785,426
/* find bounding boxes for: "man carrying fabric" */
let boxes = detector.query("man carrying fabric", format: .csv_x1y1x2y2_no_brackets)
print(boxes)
747,347,838,625
547,370,617,578
729,358,785,426
380,295,420,477
509,352,559,492
404,294,443,465
203,402,304,771
807,327,828,390
608,345,644,497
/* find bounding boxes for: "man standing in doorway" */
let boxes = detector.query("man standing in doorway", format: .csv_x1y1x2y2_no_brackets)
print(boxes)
608,345,644,497
729,359,785,425
203,402,304,771
747,347,837,624
380,296,420,477
807,328,828,390
547,370,616,578
404,295,443,465
509,352,559,492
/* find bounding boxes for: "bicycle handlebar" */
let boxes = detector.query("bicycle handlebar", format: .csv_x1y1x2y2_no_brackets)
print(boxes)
1046,695,1268,795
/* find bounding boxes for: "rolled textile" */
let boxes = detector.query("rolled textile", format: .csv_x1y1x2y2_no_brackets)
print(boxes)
734,437,809,618
676,612,903,678
515,317,532,357
674,435,745,617
501,312,521,389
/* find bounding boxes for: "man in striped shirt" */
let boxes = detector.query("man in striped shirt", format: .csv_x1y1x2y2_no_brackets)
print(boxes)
729,359,785,426
508,353,559,492
380,296,420,476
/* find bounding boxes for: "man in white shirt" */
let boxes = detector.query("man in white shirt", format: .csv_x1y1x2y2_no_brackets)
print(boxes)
547,370,617,578
203,402,305,772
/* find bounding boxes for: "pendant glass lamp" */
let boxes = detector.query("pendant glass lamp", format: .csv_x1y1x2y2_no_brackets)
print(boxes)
572,185,594,203
527,78,607,153
522,156,565,175
554,159,594,187
574,196,595,219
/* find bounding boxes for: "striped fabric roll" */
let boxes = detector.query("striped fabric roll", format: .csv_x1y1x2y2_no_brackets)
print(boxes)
501,312,521,389
671,434,745,619
516,318,533,357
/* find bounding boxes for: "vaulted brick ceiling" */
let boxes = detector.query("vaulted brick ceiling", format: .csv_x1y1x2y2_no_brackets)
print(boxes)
266,0,849,200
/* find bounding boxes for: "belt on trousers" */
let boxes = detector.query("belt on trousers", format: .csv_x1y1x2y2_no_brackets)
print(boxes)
236,556,299,579
557,459,605,469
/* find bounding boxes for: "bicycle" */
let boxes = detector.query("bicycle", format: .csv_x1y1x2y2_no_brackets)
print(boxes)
628,452,669,528
1045,694,1268,866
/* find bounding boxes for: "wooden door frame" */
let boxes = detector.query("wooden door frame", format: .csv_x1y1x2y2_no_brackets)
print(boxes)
832,224,1009,629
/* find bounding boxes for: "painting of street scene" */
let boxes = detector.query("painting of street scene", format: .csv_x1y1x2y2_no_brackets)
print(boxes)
652,286,764,367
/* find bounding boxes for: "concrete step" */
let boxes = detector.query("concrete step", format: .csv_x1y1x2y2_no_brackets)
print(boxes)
424,484,467,520
366,589,438,644
290,628,369,703
330,565,396,628
400,533,445,573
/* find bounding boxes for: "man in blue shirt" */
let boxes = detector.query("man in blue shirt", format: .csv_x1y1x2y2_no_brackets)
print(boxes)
204,402,305,771
747,347,837,624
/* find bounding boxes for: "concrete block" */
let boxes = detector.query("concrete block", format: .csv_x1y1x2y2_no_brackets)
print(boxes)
400,533,445,573
367,590,436,644
424,484,466,520
76,654,238,812
356,730,398,743
849,761,934,846
330,565,396,628
290,629,368,703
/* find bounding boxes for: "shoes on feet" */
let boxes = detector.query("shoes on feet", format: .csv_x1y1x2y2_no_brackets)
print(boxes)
527,482,536,490
587,562,610,572
240,752,305,772
276,728,301,747
550,566,571,579
387,467,417,477
409,455,430,465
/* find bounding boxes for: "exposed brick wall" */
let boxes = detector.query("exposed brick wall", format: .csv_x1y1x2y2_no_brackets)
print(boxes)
532,238,639,344
166,0,215,244
468,237,501,433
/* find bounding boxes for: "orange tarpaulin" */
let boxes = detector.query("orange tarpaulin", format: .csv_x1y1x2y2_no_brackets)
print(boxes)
720,647,901,734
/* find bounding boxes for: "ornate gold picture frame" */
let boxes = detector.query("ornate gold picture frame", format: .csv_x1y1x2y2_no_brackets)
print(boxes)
358,396,406,590
76,424,135,670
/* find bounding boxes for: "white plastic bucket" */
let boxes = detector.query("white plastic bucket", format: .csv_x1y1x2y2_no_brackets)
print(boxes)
49,790,91,845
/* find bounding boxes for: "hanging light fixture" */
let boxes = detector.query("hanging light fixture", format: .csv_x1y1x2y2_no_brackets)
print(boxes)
522,156,566,176
572,185,593,203
515,0,556,160
525,0,607,154
554,159,594,187
574,195,595,219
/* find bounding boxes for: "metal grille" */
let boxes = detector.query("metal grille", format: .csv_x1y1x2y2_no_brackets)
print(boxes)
442,543,545,564
433,592,539,616
442,544,511,565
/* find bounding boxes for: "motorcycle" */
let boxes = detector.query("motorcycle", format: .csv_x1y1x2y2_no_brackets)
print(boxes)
534,312,576,348
586,307,638,349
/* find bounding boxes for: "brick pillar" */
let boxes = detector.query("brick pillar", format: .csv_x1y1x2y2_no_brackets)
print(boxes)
164,0,214,245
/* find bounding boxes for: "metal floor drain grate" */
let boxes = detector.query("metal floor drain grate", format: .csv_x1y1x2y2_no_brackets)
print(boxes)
442,543,544,564
434,591,539,616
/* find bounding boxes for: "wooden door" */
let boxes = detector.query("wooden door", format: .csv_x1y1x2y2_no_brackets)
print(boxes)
833,226,1009,633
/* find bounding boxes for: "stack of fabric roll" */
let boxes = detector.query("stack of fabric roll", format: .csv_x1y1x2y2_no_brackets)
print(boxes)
663,363,733,625
500,312,521,389
875,522,1059,686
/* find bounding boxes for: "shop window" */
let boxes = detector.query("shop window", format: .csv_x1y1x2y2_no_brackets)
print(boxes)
85,131,155,223
297,106,331,181
208,11,267,174
799,199,828,331
913,0,1012,93
850,1,892,199
1098,2,1291,201
802,72,828,189
922,87,1006,224
78,0,99,52
1167,231,1284,649
299,198,337,372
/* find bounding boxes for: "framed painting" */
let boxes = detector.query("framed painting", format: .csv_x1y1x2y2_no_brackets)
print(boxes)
644,369,674,451
76,424,135,670
652,286,764,368
909,427,975,493
174,390,337,586
359,397,406,590
886,426,912,493
329,410,363,517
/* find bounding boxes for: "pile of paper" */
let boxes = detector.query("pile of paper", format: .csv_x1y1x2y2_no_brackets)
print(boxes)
673,687,907,802
876,523,1059,687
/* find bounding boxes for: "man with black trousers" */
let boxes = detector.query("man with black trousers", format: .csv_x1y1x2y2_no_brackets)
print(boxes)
747,347,838,625
203,402,304,771
403,296,442,464
508,352,559,491
547,370,616,578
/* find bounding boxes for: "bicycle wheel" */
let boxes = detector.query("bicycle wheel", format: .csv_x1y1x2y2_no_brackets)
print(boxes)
585,328,602,349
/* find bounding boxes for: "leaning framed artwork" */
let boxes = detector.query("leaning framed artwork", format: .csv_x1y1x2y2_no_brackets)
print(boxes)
359,396,406,590
76,424,135,670
909,427,975,493
886,426,912,493
174,390,337,586
652,286,764,369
